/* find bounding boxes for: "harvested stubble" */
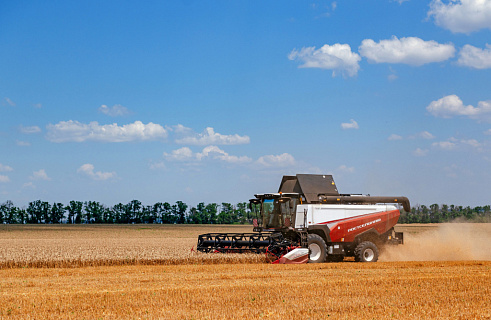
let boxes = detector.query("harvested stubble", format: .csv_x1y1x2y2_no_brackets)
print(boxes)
0,261,489,319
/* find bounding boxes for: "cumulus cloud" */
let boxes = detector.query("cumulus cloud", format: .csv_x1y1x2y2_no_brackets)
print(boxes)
77,164,116,181
0,175,10,183
432,140,457,150
164,146,252,164
197,146,252,163
19,125,41,134
410,131,436,140
388,134,403,141
256,153,296,167
432,137,482,151
413,148,429,156
288,43,361,77
174,126,250,145
30,169,50,181
359,36,455,66
419,131,436,139
426,95,491,120
163,147,195,161
457,44,491,69
428,0,491,33
341,119,359,129
0,164,13,172
46,120,168,142
98,104,130,117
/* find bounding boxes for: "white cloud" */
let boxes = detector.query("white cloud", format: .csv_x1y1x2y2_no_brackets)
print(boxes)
19,125,41,134
175,127,250,145
22,182,35,188
3,97,15,106
0,175,10,183
163,147,195,161
461,139,481,148
197,146,252,163
426,95,491,120
16,140,31,146
30,169,50,181
415,131,436,140
288,43,361,77
77,164,116,181
388,73,398,81
98,104,130,117
432,138,482,151
0,163,13,172
428,0,491,33
256,153,296,168
432,141,456,150
164,146,252,164
359,36,455,66
173,124,193,134
413,148,429,156
337,165,355,173
46,120,168,142
388,134,403,141
457,44,491,69
341,119,359,129
149,161,166,170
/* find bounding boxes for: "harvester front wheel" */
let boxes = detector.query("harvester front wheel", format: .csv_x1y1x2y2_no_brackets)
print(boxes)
308,234,327,263
354,241,379,262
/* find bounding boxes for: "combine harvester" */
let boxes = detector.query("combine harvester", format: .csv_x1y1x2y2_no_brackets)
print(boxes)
197,174,409,263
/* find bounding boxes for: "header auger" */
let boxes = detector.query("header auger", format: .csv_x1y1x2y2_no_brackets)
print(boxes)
197,174,408,263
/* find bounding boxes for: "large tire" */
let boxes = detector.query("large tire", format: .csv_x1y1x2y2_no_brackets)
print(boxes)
354,241,379,262
308,234,327,263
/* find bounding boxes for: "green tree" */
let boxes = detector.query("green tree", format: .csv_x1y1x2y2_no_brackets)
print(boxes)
84,201,104,223
0,200,18,224
204,203,218,224
112,203,127,223
174,201,187,224
50,203,66,223
65,201,84,224
126,200,142,223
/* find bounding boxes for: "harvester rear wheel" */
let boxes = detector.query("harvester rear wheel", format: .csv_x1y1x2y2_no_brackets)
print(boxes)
354,241,379,262
308,234,327,263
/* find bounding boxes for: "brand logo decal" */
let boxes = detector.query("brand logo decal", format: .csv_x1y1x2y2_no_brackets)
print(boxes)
347,218,381,233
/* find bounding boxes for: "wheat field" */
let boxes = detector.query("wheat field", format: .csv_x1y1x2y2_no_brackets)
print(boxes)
1,224,490,319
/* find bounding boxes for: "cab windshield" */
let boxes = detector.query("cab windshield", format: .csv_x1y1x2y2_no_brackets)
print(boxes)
261,198,297,229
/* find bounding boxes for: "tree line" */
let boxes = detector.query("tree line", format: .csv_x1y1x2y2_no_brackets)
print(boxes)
0,200,489,224
399,203,490,223
0,200,253,225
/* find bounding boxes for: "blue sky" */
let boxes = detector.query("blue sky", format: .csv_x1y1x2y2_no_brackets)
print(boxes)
1,0,491,207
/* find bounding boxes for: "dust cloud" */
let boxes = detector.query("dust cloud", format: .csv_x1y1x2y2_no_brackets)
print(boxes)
380,223,491,261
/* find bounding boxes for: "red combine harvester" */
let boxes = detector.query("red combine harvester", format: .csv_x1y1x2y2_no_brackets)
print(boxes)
197,174,409,263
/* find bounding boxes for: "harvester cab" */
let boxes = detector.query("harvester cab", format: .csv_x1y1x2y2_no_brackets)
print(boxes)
197,174,408,264
249,192,299,232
